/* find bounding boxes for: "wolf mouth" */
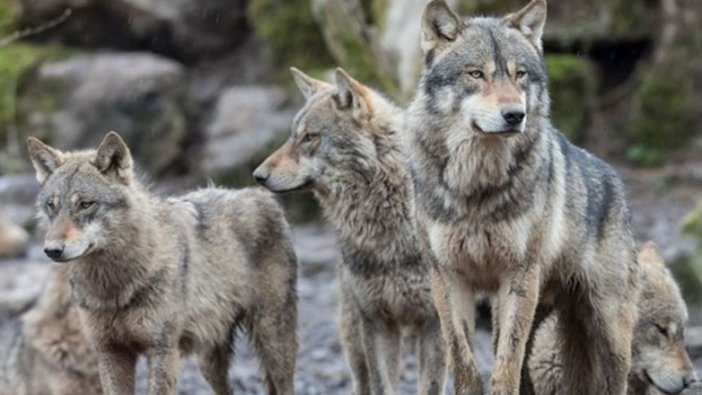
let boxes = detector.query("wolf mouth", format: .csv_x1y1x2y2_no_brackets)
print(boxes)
644,369,684,395
471,121,520,136
272,179,314,194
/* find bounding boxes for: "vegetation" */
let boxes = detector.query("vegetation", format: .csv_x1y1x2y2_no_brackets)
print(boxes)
545,55,596,142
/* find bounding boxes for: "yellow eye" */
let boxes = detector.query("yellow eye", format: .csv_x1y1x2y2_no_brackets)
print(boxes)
515,70,527,79
468,70,484,79
79,201,94,210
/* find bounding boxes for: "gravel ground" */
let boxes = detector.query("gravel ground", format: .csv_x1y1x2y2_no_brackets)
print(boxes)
2,162,702,394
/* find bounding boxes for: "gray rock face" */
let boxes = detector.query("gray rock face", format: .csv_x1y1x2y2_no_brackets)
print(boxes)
203,86,294,177
19,53,188,176
17,0,249,62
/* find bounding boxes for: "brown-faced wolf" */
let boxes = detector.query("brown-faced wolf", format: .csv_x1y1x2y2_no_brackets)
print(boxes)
27,132,298,395
529,242,698,395
0,264,102,395
254,68,446,395
408,1,641,394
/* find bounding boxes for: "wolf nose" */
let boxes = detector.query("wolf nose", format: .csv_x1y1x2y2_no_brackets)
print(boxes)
684,376,698,387
252,169,268,185
44,246,64,260
502,110,525,126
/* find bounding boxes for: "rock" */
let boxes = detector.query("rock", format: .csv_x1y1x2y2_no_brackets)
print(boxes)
0,174,39,228
18,52,189,176
17,0,249,62
0,214,29,259
203,85,294,180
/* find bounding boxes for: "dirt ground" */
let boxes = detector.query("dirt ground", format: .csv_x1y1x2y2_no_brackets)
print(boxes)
2,160,702,394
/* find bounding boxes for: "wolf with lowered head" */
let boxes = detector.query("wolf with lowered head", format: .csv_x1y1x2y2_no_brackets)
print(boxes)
27,132,298,395
254,68,446,395
408,1,641,394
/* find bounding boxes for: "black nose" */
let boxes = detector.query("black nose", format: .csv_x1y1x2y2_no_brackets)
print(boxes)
253,172,268,185
685,376,698,386
502,110,526,126
44,247,64,260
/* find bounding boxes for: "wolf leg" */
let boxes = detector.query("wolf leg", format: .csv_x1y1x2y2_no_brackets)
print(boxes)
430,267,482,395
340,296,371,395
417,319,447,395
490,264,540,395
146,345,180,395
359,315,401,395
250,287,298,395
198,340,234,395
95,345,137,395
586,295,635,395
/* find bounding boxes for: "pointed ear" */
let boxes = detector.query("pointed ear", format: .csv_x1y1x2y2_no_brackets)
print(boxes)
638,241,666,269
26,137,64,183
421,0,462,59
332,68,372,119
94,131,133,185
290,67,332,99
506,0,547,51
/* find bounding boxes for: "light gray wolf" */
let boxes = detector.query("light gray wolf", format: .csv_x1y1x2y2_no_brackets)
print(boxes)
407,0,641,394
529,241,699,395
26,132,298,395
0,264,102,395
253,67,446,395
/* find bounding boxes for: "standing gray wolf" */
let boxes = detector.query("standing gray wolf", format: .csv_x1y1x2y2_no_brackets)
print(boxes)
0,264,102,395
253,67,446,395
529,241,699,395
408,0,641,394
26,132,298,395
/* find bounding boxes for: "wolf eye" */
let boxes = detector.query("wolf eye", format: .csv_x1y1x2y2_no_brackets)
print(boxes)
79,201,95,210
467,70,484,79
515,70,527,79
654,324,668,337
46,201,56,211
301,133,317,143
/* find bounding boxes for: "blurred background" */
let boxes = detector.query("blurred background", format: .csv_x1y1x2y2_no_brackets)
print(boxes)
0,0,701,393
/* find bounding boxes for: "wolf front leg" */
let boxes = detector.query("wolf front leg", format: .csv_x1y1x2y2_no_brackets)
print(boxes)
417,318,447,395
430,267,482,395
146,345,180,395
490,263,540,395
95,344,137,395
359,316,402,395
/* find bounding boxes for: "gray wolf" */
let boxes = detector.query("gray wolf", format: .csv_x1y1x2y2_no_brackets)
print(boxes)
253,67,446,395
0,264,102,395
27,132,298,395
529,241,699,395
407,0,641,394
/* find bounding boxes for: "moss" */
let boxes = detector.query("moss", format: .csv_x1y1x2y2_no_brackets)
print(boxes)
0,43,75,144
671,254,702,306
627,61,698,165
545,55,596,143
0,0,20,36
247,0,334,72
606,0,657,35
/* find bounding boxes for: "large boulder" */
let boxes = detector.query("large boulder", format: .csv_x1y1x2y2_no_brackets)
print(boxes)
16,0,249,62
18,52,189,176
203,85,294,181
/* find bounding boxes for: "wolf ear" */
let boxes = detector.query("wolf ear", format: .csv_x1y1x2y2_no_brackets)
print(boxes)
332,68,372,119
638,241,666,270
421,0,462,59
26,137,64,183
506,0,547,51
290,67,332,99
94,131,133,185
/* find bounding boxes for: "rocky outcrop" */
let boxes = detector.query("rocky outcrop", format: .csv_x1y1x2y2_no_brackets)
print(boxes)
18,52,188,176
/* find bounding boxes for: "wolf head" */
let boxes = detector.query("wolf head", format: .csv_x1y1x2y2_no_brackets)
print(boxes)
27,132,135,262
415,0,548,139
253,67,402,196
631,242,698,394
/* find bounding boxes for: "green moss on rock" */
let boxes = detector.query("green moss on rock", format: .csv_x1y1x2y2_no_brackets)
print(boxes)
545,54,596,143
247,0,334,72
0,0,20,36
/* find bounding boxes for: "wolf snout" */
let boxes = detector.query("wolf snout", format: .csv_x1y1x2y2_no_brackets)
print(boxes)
502,109,526,126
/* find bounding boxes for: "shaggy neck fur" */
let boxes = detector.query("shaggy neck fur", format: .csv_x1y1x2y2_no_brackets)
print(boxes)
68,184,168,311
315,118,417,257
